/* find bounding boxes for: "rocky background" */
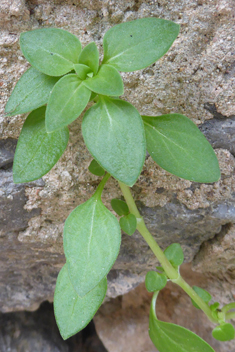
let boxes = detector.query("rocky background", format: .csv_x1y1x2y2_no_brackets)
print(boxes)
0,0,235,351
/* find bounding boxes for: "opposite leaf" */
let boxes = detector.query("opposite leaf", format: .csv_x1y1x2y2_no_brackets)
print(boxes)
142,114,221,183
119,214,137,236
20,28,81,76
82,96,146,186
111,199,129,216
191,286,212,310
83,65,124,96
103,17,180,72
46,74,91,132
145,271,167,292
164,243,184,267
212,323,235,342
13,106,69,183
5,67,59,116
88,159,105,176
63,195,121,297
54,264,107,340
78,42,99,75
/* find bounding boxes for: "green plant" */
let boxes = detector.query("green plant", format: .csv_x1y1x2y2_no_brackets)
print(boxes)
5,17,235,351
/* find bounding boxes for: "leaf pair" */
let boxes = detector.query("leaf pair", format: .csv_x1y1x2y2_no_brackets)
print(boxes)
111,199,137,235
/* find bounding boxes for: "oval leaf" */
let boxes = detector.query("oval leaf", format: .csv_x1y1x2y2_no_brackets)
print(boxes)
5,67,59,116
191,286,212,309
54,264,107,340
142,114,221,183
13,106,69,183
46,74,91,132
145,271,167,292
82,97,146,186
83,65,124,96
63,195,121,297
20,28,82,76
120,214,137,236
111,198,129,216
103,18,180,72
79,42,99,74
212,323,235,342
164,243,184,267
88,159,105,176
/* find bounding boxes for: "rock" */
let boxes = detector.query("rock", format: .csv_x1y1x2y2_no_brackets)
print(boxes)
95,264,235,352
0,301,107,352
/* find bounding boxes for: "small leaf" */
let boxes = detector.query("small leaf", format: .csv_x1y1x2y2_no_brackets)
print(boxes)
120,214,137,236
142,114,221,183
79,42,99,74
13,106,69,183
54,264,107,340
111,198,129,216
149,294,216,352
156,266,164,273
63,195,121,296
20,28,81,76
88,159,105,176
191,286,212,309
83,65,124,96
74,64,92,80
212,323,235,342
145,271,167,292
82,96,146,186
46,74,91,132
103,18,180,72
164,243,184,267
210,302,220,311
5,67,59,116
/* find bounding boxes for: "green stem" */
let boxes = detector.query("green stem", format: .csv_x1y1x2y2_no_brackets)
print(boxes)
95,173,110,198
225,312,235,321
222,302,235,314
118,181,218,324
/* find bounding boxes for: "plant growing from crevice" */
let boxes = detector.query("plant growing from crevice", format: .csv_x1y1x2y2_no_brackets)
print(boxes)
5,17,235,351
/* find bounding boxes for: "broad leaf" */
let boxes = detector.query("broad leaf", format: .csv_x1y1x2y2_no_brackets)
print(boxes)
103,18,180,72
191,286,212,309
79,42,99,74
54,264,107,340
120,214,137,236
83,65,124,96
111,199,129,216
82,97,146,186
46,74,91,132
145,271,167,292
212,323,235,342
63,195,121,296
88,159,105,176
74,64,92,80
5,67,59,116
13,106,69,183
164,243,184,267
149,293,215,352
20,28,82,76
142,114,221,183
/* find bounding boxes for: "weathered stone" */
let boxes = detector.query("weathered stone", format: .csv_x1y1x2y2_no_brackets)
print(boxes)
95,265,235,352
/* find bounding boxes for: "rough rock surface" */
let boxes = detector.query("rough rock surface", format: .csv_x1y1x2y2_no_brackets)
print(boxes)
0,0,235,350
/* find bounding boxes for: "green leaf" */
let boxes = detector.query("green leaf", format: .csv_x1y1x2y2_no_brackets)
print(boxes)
82,96,146,186
5,67,59,116
120,214,137,236
78,42,99,74
54,264,107,340
210,302,220,311
145,271,167,292
164,243,184,267
13,106,69,183
142,114,221,183
88,159,105,176
74,64,92,80
156,266,165,273
191,286,212,309
111,198,129,216
212,323,235,342
103,18,180,72
83,65,124,96
63,195,121,296
149,293,215,352
46,74,91,132
20,28,82,76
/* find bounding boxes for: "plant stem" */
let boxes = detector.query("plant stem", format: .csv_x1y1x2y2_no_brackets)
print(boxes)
95,173,110,198
222,302,235,314
119,181,218,324
225,312,235,321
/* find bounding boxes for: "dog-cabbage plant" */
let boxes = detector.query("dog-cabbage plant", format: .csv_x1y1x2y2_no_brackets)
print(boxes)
6,18,235,351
